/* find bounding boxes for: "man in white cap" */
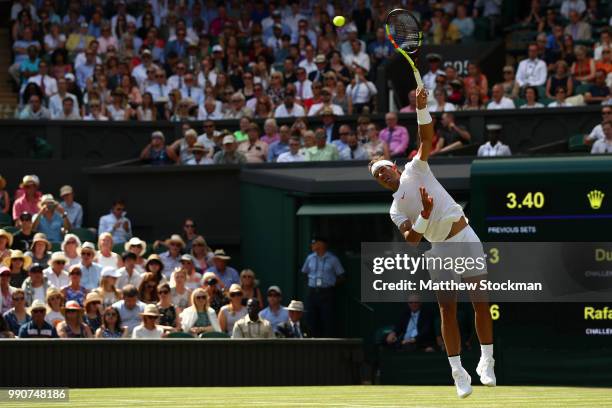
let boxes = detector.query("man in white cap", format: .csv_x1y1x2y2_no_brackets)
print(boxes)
18,299,58,338
12,175,41,225
477,124,511,157
59,185,83,228
78,242,102,290
259,286,288,332
369,87,494,398
276,300,308,338
213,135,247,165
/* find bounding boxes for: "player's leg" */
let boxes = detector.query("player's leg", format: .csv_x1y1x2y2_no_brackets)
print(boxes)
437,290,472,398
465,275,496,386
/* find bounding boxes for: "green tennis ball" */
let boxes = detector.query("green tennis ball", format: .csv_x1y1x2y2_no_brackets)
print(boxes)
333,16,345,27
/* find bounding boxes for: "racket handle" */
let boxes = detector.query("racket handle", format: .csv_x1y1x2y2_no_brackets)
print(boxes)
414,70,424,89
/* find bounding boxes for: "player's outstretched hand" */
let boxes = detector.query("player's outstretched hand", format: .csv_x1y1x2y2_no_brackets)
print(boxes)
420,186,433,218
416,87,428,110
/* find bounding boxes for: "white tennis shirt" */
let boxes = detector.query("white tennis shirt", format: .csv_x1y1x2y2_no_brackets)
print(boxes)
389,157,464,242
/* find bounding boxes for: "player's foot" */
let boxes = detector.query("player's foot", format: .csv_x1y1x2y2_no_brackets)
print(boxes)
476,357,496,387
452,368,472,398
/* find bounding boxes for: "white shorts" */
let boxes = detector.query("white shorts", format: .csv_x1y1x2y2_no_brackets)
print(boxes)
425,225,488,283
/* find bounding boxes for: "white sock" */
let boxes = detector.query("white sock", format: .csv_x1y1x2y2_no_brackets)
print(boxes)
481,344,494,359
448,355,463,371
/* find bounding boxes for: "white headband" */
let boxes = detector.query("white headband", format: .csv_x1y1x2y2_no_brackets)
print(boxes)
370,160,394,177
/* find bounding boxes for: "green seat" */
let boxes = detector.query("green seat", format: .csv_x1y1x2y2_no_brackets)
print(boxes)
167,332,194,338
374,325,395,345
113,243,125,254
568,134,589,152
575,84,591,95
199,331,231,339
51,242,61,252
71,227,96,244
514,98,527,107
0,213,13,226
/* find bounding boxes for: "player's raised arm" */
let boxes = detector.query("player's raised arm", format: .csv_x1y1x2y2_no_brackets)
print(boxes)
415,87,434,162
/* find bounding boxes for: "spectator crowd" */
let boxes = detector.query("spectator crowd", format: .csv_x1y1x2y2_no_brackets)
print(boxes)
0,172,346,339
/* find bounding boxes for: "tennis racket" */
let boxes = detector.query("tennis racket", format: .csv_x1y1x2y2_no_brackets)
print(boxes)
385,8,424,89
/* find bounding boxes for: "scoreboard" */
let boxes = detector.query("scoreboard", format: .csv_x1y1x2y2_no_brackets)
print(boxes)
471,156,612,242
470,156,612,344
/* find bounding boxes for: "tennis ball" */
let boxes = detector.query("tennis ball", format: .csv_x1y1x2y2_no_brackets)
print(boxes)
333,16,345,27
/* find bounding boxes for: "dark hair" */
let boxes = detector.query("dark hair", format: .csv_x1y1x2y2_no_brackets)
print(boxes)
525,86,539,100
122,252,137,261
112,199,125,208
0,313,9,333
138,272,159,303
101,306,123,333
122,284,138,298
157,282,170,293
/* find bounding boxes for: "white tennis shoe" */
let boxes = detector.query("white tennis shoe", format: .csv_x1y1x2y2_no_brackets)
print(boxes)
476,357,496,386
452,368,472,398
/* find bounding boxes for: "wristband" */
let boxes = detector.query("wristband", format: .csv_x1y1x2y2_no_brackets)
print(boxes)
416,108,432,125
412,215,430,234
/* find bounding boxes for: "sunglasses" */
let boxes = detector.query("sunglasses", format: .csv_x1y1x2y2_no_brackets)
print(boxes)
54,261,66,264
195,296,207,300
105,313,117,317
32,309,45,314
146,284,156,289
230,292,243,297
268,293,280,297
159,290,169,295
184,224,195,228
13,297,25,301
82,252,94,257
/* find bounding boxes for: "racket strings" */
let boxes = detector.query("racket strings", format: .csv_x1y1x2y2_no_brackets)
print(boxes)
389,16,421,51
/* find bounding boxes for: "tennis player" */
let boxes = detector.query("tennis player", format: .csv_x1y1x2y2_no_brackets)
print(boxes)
369,88,495,398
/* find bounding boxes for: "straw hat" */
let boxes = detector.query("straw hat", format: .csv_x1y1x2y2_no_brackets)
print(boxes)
84,292,103,308
228,283,243,294
140,304,160,317
48,251,69,266
212,249,231,260
2,250,32,270
0,229,14,248
124,237,147,257
31,233,51,251
61,233,82,252
29,299,47,312
145,254,164,270
164,234,186,249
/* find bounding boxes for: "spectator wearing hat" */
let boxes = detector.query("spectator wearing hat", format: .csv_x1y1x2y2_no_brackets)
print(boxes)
95,306,128,338
0,229,12,264
18,299,58,338
61,233,82,267
218,283,247,335
44,252,70,290
259,285,289,332
83,292,103,332
301,237,345,338
423,54,445,92
308,54,329,84
140,131,172,165
478,124,512,157
159,234,185,280
487,84,516,110
11,212,34,251
180,255,202,290
0,176,8,216
207,249,239,288
117,252,142,290
98,200,132,245
56,300,93,338
190,236,213,274
3,288,30,335
156,282,180,330
32,194,69,243
96,233,120,269
185,143,213,165
4,250,32,289
276,300,309,338
0,267,17,314
112,285,145,335
124,237,147,270
12,175,41,225
61,264,88,307
93,267,122,308
78,242,102,291
237,123,269,163
25,233,52,266
213,135,248,164
132,304,166,338
232,298,274,338
145,254,167,284
379,112,410,158
44,287,65,328
180,288,222,336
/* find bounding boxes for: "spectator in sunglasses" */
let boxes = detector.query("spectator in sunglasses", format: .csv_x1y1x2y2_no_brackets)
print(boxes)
95,306,127,338
18,299,58,338
180,288,221,336
2,288,31,335
156,282,180,330
218,283,247,334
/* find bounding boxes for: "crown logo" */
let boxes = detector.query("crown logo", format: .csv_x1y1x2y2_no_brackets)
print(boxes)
587,190,605,210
